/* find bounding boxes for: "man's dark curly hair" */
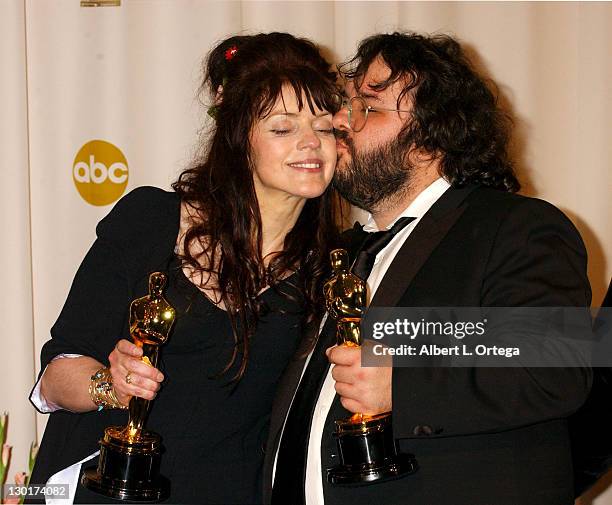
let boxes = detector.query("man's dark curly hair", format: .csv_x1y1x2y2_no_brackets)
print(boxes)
340,32,520,192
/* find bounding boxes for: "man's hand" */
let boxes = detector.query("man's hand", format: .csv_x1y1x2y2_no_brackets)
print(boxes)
327,344,392,415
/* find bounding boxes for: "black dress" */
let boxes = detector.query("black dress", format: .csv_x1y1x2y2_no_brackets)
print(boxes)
28,187,304,504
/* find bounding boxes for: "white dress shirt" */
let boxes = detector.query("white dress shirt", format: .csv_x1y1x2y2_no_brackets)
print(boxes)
301,177,451,505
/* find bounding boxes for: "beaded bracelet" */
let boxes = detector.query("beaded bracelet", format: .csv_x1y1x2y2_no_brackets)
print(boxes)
89,366,128,411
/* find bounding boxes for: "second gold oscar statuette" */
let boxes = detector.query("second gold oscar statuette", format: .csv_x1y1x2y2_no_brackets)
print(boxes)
324,249,417,485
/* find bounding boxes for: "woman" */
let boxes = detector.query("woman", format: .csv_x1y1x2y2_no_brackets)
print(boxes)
29,32,339,504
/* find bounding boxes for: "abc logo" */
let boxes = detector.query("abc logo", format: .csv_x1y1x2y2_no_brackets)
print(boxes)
73,140,129,206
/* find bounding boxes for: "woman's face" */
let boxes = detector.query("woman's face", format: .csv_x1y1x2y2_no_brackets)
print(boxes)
249,86,336,203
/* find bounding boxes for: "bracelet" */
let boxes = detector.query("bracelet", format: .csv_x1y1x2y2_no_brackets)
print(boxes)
89,366,128,411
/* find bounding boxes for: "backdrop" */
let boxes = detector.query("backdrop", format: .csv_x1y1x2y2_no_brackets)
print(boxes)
1,1,610,503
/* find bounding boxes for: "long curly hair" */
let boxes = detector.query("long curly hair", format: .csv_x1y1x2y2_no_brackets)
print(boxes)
173,33,340,380
340,32,519,192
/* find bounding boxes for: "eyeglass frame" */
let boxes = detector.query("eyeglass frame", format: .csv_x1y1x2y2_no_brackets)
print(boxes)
338,95,412,132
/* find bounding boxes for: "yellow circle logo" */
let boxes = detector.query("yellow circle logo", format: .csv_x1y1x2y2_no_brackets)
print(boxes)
73,140,129,206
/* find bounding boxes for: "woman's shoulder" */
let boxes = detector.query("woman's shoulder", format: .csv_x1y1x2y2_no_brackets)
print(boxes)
96,186,181,248
105,185,179,219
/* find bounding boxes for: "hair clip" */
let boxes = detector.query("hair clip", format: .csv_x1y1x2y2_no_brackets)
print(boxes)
225,46,238,61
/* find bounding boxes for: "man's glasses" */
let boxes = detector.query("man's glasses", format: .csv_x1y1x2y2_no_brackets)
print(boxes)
337,96,411,132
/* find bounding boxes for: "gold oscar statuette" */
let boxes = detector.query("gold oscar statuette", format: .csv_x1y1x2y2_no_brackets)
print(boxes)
82,272,176,501
324,249,417,485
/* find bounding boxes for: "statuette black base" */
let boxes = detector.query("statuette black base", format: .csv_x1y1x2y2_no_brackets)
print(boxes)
326,413,418,486
81,427,168,502
327,452,417,485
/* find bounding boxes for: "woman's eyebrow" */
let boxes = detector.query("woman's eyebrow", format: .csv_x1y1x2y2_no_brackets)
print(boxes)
267,111,297,118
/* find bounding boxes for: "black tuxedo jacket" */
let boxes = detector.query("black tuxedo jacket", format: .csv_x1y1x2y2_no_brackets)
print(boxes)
570,280,612,497
263,185,592,505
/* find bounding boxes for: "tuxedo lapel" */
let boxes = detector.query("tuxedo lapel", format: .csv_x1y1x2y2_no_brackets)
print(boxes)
370,185,477,308
263,321,316,502
263,317,337,504
266,348,308,447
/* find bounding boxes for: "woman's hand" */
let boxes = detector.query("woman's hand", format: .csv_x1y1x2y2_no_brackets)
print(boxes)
109,339,164,406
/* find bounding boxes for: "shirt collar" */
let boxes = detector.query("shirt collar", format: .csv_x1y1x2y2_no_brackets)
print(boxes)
362,177,451,232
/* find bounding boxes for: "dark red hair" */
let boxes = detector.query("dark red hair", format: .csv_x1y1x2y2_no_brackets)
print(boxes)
173,33,340,380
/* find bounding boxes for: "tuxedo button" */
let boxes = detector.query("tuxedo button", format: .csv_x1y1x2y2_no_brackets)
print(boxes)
413,424,433,436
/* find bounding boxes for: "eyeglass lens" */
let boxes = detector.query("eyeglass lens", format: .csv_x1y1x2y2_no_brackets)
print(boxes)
349,97,368,132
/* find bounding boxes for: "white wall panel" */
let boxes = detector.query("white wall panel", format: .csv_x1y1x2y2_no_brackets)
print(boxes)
0,0,36,480
2,0,609,499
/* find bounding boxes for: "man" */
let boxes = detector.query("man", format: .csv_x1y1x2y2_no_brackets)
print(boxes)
264,33,591,505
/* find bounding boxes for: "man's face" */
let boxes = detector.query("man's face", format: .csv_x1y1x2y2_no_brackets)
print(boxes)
332,57,413,212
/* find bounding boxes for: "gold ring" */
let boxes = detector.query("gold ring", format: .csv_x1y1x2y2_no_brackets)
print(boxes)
125,372,132,384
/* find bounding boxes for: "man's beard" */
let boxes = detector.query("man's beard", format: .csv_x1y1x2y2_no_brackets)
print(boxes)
333,132,412,213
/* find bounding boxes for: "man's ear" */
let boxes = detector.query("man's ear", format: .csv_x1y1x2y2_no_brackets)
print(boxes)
406,147,443,181
407,146,440,166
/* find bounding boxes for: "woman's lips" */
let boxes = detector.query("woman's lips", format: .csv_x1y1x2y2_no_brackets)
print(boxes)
287,159,323,172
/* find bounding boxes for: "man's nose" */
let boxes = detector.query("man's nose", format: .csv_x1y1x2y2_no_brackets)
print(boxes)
332,105,350,132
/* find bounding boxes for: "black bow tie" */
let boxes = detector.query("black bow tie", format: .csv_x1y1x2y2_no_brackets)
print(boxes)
351,216,416,281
